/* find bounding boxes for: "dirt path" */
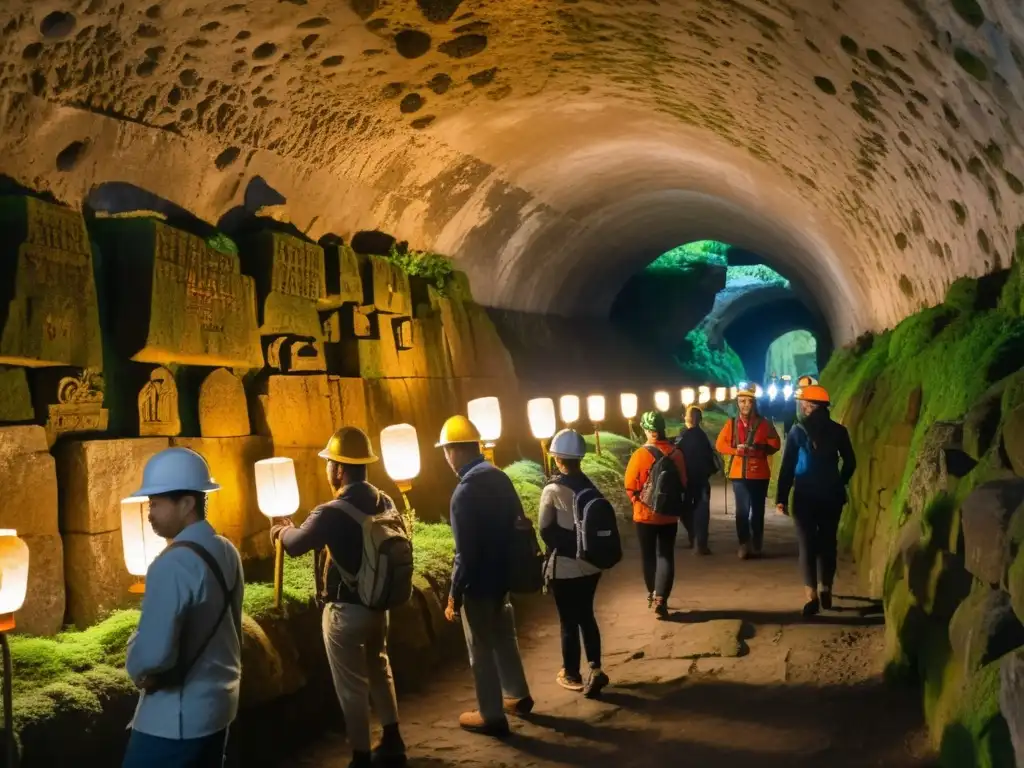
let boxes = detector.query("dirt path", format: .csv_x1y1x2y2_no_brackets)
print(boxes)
293,487,936,767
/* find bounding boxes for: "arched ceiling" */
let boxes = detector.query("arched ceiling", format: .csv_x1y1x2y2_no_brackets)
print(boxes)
1,0,1022,345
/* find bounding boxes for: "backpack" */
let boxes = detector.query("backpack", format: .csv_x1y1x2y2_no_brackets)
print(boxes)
507,513,545,594
571,485,622,570
332,499,414,610
639,445,686,517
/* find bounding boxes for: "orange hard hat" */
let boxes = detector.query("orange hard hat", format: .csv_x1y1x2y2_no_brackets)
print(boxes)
795,385,830,404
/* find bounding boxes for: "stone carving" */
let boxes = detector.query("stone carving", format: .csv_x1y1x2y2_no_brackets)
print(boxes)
319,240,363,311
46,369,109,443
90,219,263,368
362,254,411,315
242,230,326,339
266,337,326,373
198,368,250,438
0,196,102,369
138,366,180,436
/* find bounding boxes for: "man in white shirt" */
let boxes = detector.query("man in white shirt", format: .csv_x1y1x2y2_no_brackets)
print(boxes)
122,447,244,768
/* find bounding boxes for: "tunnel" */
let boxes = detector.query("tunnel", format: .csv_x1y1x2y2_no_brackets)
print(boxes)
0,0,1022,766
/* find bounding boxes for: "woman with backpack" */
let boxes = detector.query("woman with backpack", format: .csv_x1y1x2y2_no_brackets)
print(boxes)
539,429,616,697
625,411,688,619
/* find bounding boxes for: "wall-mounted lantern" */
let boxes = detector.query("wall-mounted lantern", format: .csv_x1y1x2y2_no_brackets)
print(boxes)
559,395,580,426
698,386,711,405
714,387,727,402
654,391,670,412
681,388,696,407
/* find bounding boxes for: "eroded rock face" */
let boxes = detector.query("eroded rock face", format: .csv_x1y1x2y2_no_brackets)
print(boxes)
0,1,1023,344
962,479,1024,586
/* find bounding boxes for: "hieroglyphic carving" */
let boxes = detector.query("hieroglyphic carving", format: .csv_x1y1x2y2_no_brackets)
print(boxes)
46,369,108,443
266,337,326,373
0,197,102,368
138,367,180,436
241,231,326,340
361,255,411,315
319,240,363,311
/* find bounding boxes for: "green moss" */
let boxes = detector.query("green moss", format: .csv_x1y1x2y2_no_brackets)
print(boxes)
584,431,638,466
951,0,985,28
945,277,978,311
675,328,746,385
955,48,989,81
382,244,454,295
940,662,1016,768
411,521,456,582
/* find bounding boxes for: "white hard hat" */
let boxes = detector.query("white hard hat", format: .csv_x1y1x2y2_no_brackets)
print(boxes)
131,447,221,497
549,429,587,460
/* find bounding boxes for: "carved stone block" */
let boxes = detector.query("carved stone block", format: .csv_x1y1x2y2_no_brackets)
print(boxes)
199,368,250,438
319,240,363,311
0,366,32,422
138,366,181,437
254,374,334,449
43,369,109,445
0,197,103,369
360,255,411,315
240,230,326,340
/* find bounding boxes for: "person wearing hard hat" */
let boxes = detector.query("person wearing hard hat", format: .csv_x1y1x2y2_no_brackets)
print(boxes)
625,411,688,619
675,405,722,556
122,448,244,768
269,427,408,768
437,415,533,737
539,429,613,698
716,386,781,559
775,385,857,616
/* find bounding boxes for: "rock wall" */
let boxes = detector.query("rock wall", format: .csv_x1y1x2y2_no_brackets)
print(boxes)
821,250,1024,766
0,196,521,633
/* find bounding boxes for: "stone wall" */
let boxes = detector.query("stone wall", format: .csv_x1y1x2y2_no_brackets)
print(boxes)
0,196,522,633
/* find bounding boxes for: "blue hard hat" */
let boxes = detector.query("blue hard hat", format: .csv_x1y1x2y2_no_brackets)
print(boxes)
549,429,587,459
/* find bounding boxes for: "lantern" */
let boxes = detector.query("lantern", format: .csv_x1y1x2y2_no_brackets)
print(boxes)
121,496,167,593
587,395,606,454
698,386,711,405
0,531,29,629
654,391,670,412
755,385,764,398
621,393,639,441
381,423,420,528
528,398,557,472
681,388,696,407
468,397,502,463
559,394,580,425
730,386,738,399
254,457,301,610
714,387,727,402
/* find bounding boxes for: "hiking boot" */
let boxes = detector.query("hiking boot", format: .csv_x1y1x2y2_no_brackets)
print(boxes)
372,724,406,766
503,695,534,716
820,589,833,611
694,545,712,556
653,597,669,620
583,669,610,699
556,669,585,692
802,587,820,617
458,711,510,737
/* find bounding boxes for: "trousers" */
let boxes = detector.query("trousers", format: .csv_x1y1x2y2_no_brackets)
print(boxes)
551,574,602,677
635,522,677,600
122,729,227,768
792,492,843,589
733,479,769,549
461,596,531,722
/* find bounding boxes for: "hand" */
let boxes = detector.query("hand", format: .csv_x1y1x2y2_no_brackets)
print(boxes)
776,503,787,516
445,597,460,623
270,517,295,543
735,445,748,455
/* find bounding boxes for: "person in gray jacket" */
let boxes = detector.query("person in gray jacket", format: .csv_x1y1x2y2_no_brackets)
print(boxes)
122,447,244,768
539,429,610,698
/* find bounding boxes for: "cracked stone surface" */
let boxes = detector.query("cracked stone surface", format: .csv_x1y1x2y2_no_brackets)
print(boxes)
1,1,1023,342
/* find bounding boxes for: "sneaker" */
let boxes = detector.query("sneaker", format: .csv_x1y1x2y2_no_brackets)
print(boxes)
372,725,406,766
503,696,534,716
647,592,654,610
654,597,669,620
802,598,820,617
694,545,712,556
556,669,585,692
459,711,510,737
583,669,610,699
737,544,750,560
820,590,833,611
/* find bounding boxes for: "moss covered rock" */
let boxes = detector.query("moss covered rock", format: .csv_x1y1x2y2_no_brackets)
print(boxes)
905,422,963,522
999,650,1023,765
963,389,1004,461
1009,547,1024,624
961,480,1024,586
1003,405,1024,477
948,582,1024,678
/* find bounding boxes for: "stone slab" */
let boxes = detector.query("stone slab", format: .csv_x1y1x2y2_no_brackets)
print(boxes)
0,448,59,537
949,583,1024,676
56,437,169,535
319,240,363,310
962,480,1024,586
18,533,65,636
638,619,746,661
0,366,32,422
1000,651,1024,766
360,254,411,315
0,196,102,369
254,374,333,449
0,424,47,456
64,529,137,628
199,368,250,438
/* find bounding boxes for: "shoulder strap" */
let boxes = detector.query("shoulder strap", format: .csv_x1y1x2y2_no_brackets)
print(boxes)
643,444,663,462
168,540,231,597
744,418,761,448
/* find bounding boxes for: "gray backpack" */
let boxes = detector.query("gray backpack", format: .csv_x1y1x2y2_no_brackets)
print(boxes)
332,500,414,610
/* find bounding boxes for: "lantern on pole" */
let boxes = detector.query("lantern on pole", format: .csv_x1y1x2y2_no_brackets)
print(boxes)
254,457,301,610
620,393,638,441
528,397,557,473
121,496,167,594
559,395,580,425
698,386,711,405
468,397,502,464
714,387,727,402
681,388,696,407
380,423,420,529
654,391,670,412
0,530,27,767
586,395,606,455
729,386,738,400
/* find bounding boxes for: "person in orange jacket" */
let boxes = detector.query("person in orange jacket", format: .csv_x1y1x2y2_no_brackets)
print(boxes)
625,411,688,619
716,386,781,559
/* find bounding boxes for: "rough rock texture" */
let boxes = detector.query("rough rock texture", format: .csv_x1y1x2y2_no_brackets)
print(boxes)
962,480,1024,586
1001,651,1024,766
3,2,1024,347
63,529,137,628
198,368,250,437
949,583,1024,677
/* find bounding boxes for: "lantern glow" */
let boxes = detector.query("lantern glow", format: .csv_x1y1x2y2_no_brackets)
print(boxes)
586,395,606,423
254,457,301,518
120,497,167,580
559,395,580,424
527,398,557,439
0,531,29,622
681,388,696,407
698,386,711,405
380,424,421,485
654,391,671,412
755,385,764,398
714,387,727,402
467,397,502,443
620,393,638,419
729,386,738,399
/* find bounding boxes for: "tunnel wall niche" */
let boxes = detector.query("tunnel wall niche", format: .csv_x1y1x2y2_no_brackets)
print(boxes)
722,298,832,385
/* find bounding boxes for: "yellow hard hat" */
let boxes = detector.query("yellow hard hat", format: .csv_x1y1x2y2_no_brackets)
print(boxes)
736,385,757,399
318,426,379,464
435,415,480,447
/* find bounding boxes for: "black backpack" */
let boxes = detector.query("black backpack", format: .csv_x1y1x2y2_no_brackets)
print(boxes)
508,513,545,594
639,445,686,517
571,485,622,570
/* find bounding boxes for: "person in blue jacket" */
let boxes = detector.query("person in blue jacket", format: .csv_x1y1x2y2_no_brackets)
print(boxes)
774,384,856,617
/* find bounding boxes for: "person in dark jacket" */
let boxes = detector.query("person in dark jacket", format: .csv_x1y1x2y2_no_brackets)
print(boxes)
675,406,721,555
775,385,857,616
270,426,405,768
437,415,532,737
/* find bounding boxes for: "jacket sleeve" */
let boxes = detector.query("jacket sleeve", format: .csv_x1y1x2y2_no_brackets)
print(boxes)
839,426,857,486
671,449,688,489
538,484,559,551
624,449,646,500
715,420,736,456
125,554,190,684
775,429,801,505
449,483,479,610
756,420,782,455
280,506,330,557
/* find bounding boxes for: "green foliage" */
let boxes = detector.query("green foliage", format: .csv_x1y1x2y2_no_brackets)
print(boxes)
583,431,638,466
411,521,456,583
675,328,746,385
243,551,317,619
647,240,729,274
383,245,454,295
726,264,789,286
205,232,239,256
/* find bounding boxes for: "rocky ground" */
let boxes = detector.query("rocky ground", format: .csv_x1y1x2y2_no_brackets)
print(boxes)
292,489,936,767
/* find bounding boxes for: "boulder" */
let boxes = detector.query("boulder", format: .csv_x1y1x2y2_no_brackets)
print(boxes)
963,391,1003,461
884,578,927,676
1000,651,1024,767
1010,547,1024,624
949,583,1024,677
905,421,961,522
962,480,1024,586
239,614,306,708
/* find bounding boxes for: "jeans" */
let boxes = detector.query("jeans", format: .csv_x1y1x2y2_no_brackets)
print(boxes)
687,482,711,549
551,574,602,677
635,522,677,600
733,479,769,550
123,729,227,768
461,596,531,722
793,492,843,589
322,602,400,753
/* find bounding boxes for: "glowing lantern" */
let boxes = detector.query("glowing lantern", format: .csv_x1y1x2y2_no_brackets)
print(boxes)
714,387,727,402
698,386,711,405
121,496,167,592
468,397,502,463
0,531,29,629
380,424,420,490
255,457,301,610
681,388,696,407
620,393,638,419
587,395,606,454
729,386,738,399
654,391,671,412
559,395,580,425
755,385,764,398
528,397,558,472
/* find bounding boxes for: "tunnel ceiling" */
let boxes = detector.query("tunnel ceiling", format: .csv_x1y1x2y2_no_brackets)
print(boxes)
1,0,1023,345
